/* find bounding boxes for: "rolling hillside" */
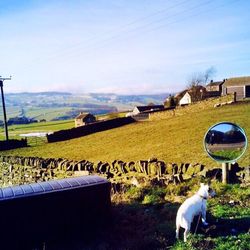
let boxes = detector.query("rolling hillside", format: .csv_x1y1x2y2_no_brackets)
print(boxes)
1,98,249,167
1,92,168,121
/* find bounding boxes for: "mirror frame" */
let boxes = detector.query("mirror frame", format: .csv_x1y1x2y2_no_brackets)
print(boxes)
204,122,248,163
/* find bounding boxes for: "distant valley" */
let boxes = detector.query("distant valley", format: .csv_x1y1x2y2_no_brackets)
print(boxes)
1,92,169,122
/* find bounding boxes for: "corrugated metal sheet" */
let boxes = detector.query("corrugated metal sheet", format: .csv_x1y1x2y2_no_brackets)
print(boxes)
0,175,111,246
0,175,107,201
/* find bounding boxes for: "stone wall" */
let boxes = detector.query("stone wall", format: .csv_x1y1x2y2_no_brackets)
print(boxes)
47,117,135,142
0,155,247,188
0,155,207,186
149,94,235,121
0,139,27,151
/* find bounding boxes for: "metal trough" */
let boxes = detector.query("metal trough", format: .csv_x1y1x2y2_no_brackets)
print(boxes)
0,175,111,247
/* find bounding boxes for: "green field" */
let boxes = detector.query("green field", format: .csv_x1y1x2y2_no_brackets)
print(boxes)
209,149,244,162
0,120,75,140
1,99,249,167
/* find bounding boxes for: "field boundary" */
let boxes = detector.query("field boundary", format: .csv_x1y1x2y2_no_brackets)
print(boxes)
47,117,135,142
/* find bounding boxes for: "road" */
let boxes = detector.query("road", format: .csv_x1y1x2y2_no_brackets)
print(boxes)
207,142,245,152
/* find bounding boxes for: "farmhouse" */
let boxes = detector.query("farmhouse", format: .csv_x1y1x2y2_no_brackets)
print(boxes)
179,86,206,105
222,76,250,100
132,105,164,115
206,80,224,92
75,112,96,127
205,80,225,98
173,90,187,105
179,92,192,105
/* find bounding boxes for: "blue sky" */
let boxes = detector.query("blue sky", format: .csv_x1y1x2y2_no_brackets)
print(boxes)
1,0,250,94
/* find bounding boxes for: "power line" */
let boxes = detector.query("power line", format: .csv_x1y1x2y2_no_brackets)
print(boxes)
20,0,240,72
49,0,191,57
63,0,239,61
50,0,221,61
19,0,200,70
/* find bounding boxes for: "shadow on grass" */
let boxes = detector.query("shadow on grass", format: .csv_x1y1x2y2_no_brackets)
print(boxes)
196,214,250,237
24,202,180,250
8,203,249,249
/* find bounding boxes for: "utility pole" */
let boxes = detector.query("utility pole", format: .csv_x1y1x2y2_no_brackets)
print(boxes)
0,76,11,141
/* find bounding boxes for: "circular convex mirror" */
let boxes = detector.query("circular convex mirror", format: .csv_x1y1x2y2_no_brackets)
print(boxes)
204,122,248,163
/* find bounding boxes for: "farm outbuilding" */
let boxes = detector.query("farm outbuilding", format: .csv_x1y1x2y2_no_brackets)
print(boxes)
132,105,164,115
222,76,250,100
75,112,96,127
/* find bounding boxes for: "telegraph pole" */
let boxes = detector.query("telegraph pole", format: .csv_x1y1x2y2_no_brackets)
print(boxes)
0,76,11,141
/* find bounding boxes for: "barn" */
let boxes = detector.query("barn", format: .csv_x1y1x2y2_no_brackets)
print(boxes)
75,112,96,127
132,105,164,115
222,76,250,100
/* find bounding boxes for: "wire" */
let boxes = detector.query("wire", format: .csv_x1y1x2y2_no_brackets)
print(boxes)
19,0,202,70
20,0,240,73
55,0,232,61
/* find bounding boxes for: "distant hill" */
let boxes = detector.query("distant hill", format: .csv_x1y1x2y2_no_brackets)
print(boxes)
2,92,169,121
7,91,72,96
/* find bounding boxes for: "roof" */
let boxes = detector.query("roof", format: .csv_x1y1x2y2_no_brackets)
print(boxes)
224,76,250,87
206,81,224,87
178,86,207,101
0,176,107,201
75,112,93,120
136,105,164,112
174,89,187,99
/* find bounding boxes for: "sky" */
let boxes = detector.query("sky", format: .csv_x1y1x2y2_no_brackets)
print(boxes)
0,0,250,94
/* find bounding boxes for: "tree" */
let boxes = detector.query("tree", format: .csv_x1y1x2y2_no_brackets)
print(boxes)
187,66,216,88
164,94,176,108
185,67,216,102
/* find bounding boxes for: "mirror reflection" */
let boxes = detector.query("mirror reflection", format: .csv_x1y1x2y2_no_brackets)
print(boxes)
204,122,247,163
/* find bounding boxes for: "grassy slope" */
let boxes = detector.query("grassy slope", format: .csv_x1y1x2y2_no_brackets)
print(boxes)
0,120,74,140
1,101,249,166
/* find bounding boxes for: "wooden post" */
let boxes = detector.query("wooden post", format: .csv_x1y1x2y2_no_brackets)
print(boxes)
222,162,229,184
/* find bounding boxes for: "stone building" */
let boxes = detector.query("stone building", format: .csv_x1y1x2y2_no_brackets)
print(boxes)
75,113,96,127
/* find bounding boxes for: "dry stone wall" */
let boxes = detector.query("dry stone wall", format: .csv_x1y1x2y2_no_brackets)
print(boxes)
149,94,235,121
0,155,247,189
47,117,135,142
0,155,206,184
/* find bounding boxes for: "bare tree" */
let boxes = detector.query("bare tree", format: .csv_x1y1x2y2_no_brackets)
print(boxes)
187,66,216,88
185,67,216,102
187,71,204,88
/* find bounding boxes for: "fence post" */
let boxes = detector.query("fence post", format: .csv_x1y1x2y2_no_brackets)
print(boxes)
222,162,229,184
